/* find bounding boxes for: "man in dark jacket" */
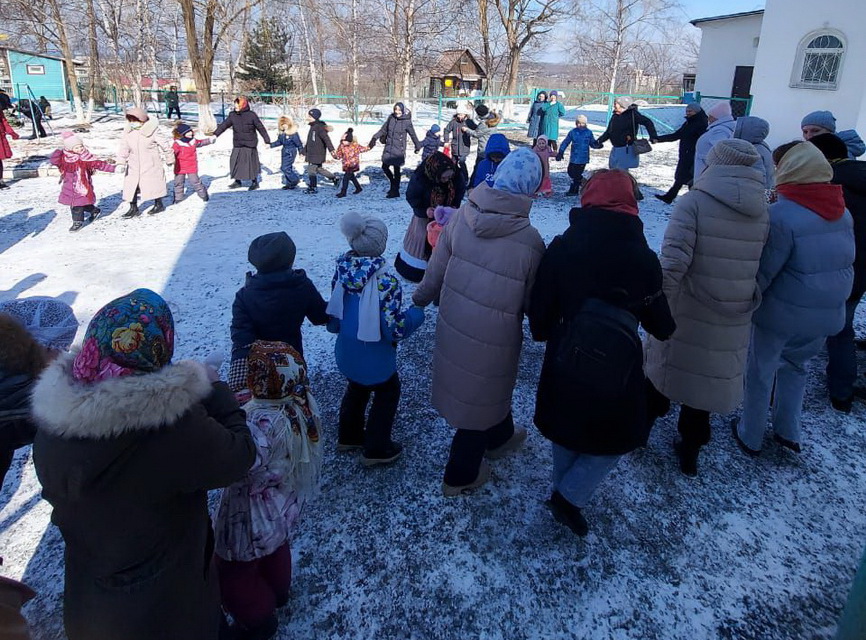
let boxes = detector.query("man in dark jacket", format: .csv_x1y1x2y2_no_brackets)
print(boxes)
596,97,658,172
0,88,12,113
443,110,476,182
302,108,336,194
16,99,46,140
654,103,708,203
164,85,181,119
811,133,866,411
369,102,421,198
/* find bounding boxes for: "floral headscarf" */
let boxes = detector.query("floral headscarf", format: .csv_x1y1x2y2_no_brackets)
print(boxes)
492,147,543,195
72,288,174,383
423,151,457,208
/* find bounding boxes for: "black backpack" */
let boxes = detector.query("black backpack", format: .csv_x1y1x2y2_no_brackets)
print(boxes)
552,296,643,401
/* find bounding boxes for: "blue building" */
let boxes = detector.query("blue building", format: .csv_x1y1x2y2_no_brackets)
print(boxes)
0,47,84,101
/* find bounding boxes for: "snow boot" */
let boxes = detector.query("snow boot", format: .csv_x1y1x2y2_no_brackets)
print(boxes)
673,438,699,478
121,204,141,218
831,396,854,414
69,221,84,232
331,174,340,186
88,207,102,222
305,175,318,194
547,490,589,537
353,185,363,194
0,181,8,189
654,193,674,204
336,190,347,198
147,199,165,215
360,441,403,467
282,184,296,190
248,180,259,191
235,614,279,640
484,427,527,460
228,180,242,189
442,460,491,497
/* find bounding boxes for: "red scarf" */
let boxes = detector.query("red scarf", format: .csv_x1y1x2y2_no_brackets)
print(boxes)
776,183,845,221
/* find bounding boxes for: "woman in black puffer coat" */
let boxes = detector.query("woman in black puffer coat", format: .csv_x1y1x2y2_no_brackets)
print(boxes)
214,96,271,190
369,102,421,198
654,103,708,203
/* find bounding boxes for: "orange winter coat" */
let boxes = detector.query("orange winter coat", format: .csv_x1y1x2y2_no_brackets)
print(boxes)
333,141,369,172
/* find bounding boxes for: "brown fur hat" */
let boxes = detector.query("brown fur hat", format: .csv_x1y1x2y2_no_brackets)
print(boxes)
0,314,48,377
487,111,501,127
278,115,297,135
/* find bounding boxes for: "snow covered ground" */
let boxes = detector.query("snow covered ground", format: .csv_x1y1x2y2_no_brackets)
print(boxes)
1,112,865,640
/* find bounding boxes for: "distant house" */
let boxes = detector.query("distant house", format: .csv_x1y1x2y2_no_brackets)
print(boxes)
691,1,866,145
428,49,487,98
0,47,84,101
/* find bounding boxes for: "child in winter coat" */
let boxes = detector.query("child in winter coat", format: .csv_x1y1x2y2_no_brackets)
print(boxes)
420,125,444,161
117,106,172,217
270,116,304,190
230,232,330,397
0,107,20,190
50,131,117,232
171,123,213,203
303,108,337,194
214,339,322,640
465,104,501,166
557,115,599,195
333,128,369,198
327,211,425,466
469,133,510,189
533,135,556,197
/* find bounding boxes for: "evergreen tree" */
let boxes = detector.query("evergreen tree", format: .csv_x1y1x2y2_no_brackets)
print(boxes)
236,20,294,95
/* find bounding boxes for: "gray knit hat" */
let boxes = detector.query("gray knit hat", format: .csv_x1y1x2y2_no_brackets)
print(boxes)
248,232,296,273
615,96,634,109
341,211,388,257
0,297,78,350
706,139,761,167
801,110,837,133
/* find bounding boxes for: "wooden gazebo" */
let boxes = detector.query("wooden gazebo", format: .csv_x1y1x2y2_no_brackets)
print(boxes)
428,49,487,98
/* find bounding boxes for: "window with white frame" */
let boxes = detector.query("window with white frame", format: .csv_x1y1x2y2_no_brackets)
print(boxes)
791,31,846,90
26,64,46,75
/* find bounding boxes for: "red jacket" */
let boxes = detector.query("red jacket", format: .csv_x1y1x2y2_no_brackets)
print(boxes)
172,138,213,175
1,112,19,161
333,141,369,172
50,149,116,206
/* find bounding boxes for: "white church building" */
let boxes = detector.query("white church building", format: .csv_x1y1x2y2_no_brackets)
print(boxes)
690,0,866,147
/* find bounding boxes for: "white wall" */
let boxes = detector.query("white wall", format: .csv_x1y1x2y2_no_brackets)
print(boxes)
751,0,866,147
693,14,763,98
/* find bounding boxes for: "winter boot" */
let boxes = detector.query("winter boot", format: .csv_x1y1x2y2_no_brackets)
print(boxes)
282,184,295,190
673,438,699,478
566,184,579,196
228,180,242,189
546,490,589,537
773,433,802,453
831,396,854,413
147,199,165,215
442,460,491,497
484,427,527,460
236,614,279,640
0,181,8,190
731,418,760,457
121,203,141,218
331,174,340,186
304,175,318,194
88,207,102,222
353,185,363,194
654,193,675,204
69,221,84,232
248,180,259,191
361,441,403,467
336,190,346,198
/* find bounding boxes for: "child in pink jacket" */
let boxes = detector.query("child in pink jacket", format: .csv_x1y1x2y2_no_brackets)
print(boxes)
172,122,214,203
533,135,556,197
50,131,116,232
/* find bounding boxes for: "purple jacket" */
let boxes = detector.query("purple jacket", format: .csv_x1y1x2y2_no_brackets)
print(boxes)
50,149,116,206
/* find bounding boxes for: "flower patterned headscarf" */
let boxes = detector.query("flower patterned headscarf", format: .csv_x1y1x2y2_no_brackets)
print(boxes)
423,151,457,208
72,288,174,383
492,147,543,195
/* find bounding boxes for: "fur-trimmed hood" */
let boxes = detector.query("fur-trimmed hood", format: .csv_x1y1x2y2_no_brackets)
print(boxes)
32,351,213,439
278,115,298,135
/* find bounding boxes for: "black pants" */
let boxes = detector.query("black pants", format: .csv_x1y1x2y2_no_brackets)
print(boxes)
339,170,361,193
567,163,586,192
338,373,401,454
382,163,402,194
166,104,181,119
71,204,99,222
24,112,46,137
644,380,711,449
452,155,469,183
444,412,514,486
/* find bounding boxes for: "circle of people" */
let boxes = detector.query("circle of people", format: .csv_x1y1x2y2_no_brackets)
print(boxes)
0,91,864,640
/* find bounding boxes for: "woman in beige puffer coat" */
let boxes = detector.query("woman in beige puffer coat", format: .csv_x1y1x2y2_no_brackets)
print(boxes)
413,148,545,496
645,138,769,476
117,107,172,217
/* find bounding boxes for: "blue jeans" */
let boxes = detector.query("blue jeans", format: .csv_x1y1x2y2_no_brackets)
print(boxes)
738,324,824,451
826,294,863,401
551,444,621,508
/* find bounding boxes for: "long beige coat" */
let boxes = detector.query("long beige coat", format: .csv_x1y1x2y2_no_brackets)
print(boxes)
118,117,172,202
645,163,769,413
413,183,545,430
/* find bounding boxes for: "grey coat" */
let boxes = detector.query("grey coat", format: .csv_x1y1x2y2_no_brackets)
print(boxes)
645,163,769,413
734,116,774,188
693,116,735,180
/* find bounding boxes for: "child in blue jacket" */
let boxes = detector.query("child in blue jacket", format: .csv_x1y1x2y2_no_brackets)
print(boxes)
327,211,425,466
420,125,444,161
270,116,304,189
557,115,599,195
469,133,510,189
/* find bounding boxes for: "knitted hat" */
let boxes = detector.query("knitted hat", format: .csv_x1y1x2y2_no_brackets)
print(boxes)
809,133,849,161
429,124,440,134
707,102,732,120
72,289,174,383
582,170,639,216
706,139,761,167
61,130,84,151
549,90,559,98
174,123,193,139
615,96,634,109
576,115,588,125
475,104,489,118
248,232,296,273
308,108,321,120
342,128,354,143
125,106,148,122
801,110,836,133
686,102,703,113
0,297,78,351
246,340,309,401
775,142,834,186
341,211,388,257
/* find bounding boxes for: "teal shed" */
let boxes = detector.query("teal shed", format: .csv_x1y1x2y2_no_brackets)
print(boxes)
0,47,83,101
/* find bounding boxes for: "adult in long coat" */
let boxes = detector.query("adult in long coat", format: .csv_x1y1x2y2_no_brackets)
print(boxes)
118,107,172,216
693,101,736,180
214,96,271,190
596,96,659,172
540,91,566,149
733,116,774,188
645,139,769,476
529,169,675,535
654,103,708,204
369,102,421,198
31,289,255,640
413,148,545,495
526,90,548,141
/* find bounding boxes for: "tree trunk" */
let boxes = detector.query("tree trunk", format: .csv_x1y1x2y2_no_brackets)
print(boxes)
85,0,101,120
502,44,520,116
351,0,359,122
479,0,491,87
296,0,319,96
607,0,625,95
178,0,216,132
47,0,85,123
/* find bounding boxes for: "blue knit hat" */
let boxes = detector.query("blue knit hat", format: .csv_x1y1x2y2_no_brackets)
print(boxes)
801,110,836,133
430,124,440,134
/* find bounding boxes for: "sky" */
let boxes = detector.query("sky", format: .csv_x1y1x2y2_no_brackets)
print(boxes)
680,0,766,22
